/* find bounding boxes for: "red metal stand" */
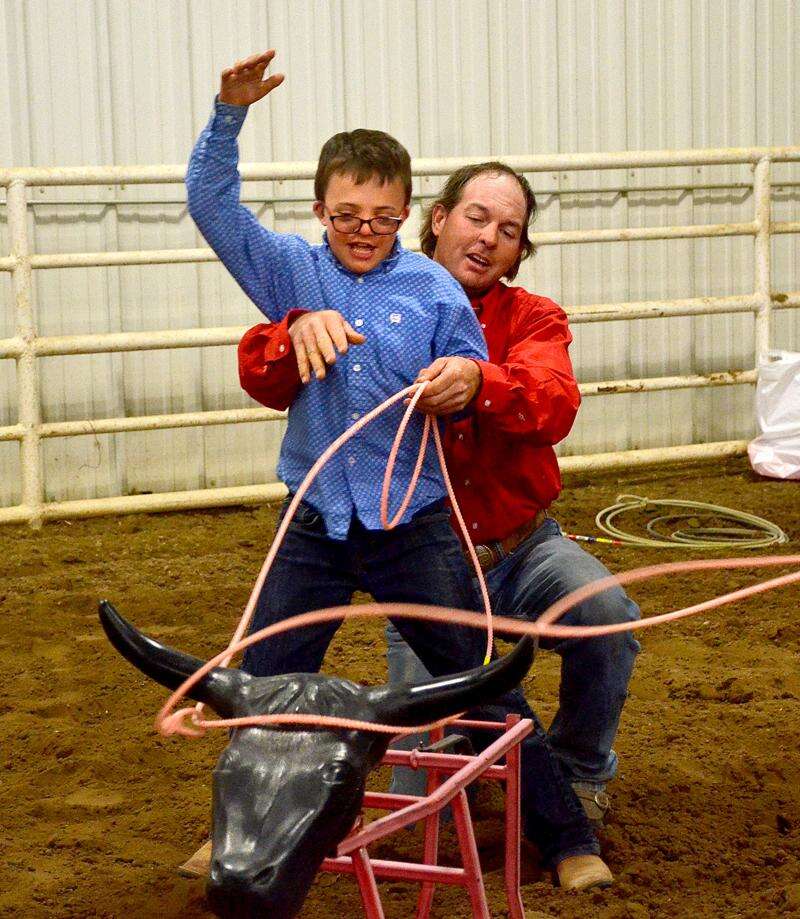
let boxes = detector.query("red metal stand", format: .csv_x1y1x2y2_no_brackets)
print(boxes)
320,715,531,919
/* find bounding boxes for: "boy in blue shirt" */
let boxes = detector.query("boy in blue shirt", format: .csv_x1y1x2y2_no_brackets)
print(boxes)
187,51,488,677
187,50,599,873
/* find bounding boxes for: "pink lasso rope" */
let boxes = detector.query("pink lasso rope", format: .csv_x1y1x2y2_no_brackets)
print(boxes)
156,559,800,737
153,384,800,739
223,383,493,668
162,381,494,736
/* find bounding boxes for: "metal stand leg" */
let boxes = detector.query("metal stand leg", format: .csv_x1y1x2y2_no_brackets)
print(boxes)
415,761,442,919
352,848,385,919
504,716,525,919
451,789,490,919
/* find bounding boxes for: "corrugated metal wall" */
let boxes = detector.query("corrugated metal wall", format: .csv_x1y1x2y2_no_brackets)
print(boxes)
1,0,798,506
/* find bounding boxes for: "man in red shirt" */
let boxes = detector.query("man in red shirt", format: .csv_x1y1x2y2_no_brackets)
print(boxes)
384,162,641,830
237,162,639,890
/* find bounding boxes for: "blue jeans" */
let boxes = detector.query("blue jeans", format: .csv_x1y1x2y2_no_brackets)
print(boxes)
243,498,598,866
386,516,641,789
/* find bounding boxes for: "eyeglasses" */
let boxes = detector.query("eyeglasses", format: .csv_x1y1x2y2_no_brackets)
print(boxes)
328,214,404,236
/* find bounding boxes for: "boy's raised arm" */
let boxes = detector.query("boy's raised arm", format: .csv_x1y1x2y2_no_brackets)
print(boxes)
186,51,296,320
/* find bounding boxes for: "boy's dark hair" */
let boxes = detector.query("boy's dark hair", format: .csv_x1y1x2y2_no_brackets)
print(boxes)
315,129,412,205
419,162,537,281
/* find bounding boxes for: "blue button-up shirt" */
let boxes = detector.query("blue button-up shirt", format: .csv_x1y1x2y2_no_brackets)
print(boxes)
187,100,487,539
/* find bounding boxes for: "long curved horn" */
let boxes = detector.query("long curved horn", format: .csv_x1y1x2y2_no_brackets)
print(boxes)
98,601,250,717
368,635,536,726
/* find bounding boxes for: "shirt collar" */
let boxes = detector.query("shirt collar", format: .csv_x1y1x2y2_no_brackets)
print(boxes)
469,280,507,315
321,232,404,277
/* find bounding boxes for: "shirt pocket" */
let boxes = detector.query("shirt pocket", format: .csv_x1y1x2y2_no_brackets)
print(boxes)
370,298,440,384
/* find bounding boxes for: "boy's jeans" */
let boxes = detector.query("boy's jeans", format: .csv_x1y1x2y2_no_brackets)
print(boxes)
242,498,598,866
387,516,641,791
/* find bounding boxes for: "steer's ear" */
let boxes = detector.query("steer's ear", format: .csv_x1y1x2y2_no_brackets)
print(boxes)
99,600,251,718
368,635,536,726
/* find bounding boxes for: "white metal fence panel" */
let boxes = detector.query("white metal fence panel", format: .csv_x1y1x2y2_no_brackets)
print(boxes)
2,148,798,527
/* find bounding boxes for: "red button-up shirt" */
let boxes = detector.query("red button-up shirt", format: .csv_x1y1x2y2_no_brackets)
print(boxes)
237,281,580,544
445,282,579,543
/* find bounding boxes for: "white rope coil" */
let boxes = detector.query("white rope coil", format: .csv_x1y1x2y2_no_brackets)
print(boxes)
595,494,789,549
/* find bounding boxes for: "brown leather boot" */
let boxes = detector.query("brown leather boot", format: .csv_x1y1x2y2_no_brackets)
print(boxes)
555,854,613,891
178,840,212,878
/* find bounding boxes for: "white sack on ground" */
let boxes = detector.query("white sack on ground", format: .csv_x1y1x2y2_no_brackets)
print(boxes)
748,350,800,480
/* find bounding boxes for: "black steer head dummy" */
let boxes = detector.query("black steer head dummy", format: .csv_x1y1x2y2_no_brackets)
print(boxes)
99,600,535,919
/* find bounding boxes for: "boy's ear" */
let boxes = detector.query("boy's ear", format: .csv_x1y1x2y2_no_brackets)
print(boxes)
312,201,326,224
430,203,448,238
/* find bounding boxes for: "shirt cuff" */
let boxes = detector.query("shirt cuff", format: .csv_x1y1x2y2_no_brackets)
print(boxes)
262,309,309,362
447,359,484,421
211,96,249,136
474,359,508,414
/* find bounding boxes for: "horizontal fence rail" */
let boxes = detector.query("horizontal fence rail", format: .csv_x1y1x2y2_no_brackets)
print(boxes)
1,146,799,527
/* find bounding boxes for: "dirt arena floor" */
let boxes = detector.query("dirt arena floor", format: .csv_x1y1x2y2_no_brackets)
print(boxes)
1,457,798,918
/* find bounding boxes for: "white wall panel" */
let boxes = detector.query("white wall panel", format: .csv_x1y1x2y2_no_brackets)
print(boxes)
761,0,800,354
623,0,695,451
487,0,563,305
554,0,633,455
690,0,756,445
1,0,799,508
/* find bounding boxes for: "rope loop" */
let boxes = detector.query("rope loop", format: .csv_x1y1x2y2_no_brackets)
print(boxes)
155,382,495,737
616,493,650,509
158,706,209,738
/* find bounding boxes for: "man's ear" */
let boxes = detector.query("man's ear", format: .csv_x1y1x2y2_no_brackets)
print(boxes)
430,203,448,238
312,201,326,224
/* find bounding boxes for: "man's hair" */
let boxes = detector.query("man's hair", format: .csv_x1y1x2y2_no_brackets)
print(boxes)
315,129,412,205
419,162,537,281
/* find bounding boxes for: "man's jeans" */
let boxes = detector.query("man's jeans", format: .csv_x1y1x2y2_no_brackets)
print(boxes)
386,516,641,791
242,498,598,866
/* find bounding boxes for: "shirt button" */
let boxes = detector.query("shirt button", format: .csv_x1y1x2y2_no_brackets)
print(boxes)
353,364,361,372
484,399,492,407
457,433,464,440
472,522,478,530
354,319,364,327
351,412,360,420
224,115,234,124
481,323,486,329
278,344,285,352
518,413,525,421
464,479,470,486
356,277,365,284
348,456,356,465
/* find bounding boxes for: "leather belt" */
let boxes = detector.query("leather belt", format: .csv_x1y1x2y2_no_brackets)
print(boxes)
470,509,547,572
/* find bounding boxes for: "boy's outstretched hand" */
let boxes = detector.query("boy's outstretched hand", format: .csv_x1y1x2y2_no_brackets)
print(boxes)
289,310,366,383
219,50,285,107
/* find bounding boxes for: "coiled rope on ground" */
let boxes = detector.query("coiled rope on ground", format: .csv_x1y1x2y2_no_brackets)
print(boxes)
595,494,789,550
